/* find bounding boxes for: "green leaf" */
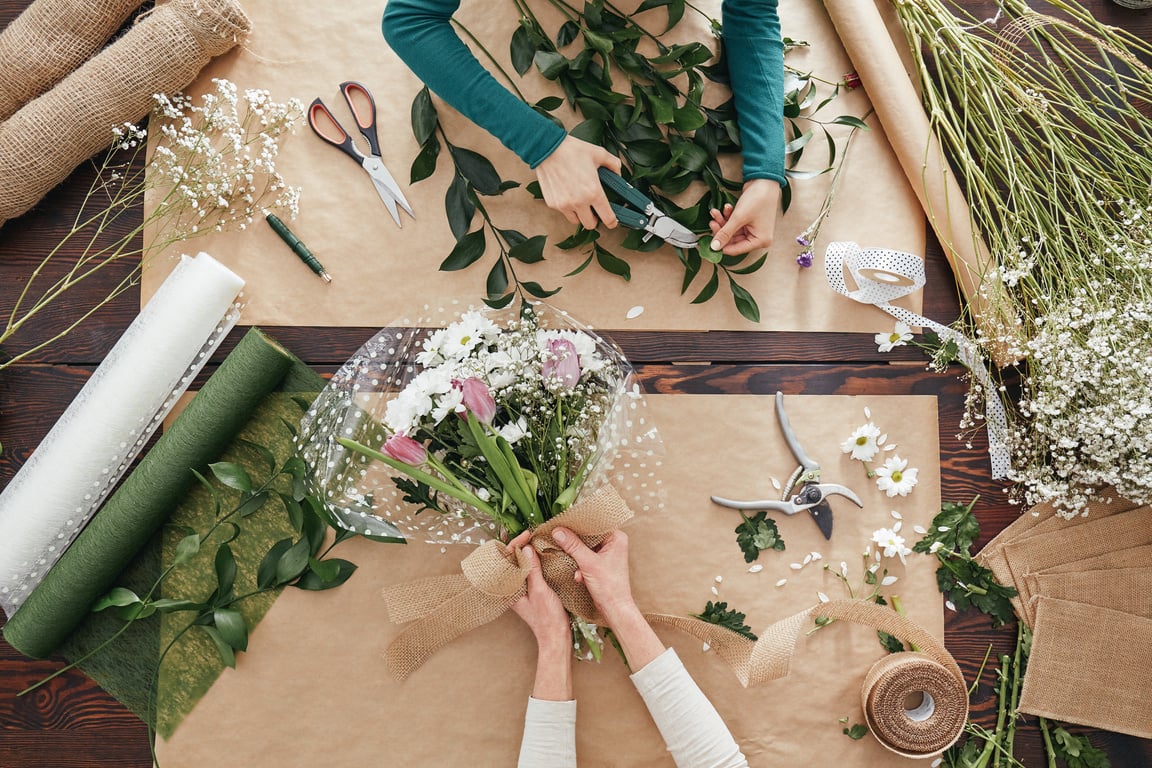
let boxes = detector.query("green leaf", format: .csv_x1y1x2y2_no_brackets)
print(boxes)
148,598,202,614
302,506,327,556
728,276,760,323
1051,726,1110,768
257,538,295,589
556,20,579,47
843,723,869,740
690,266,720,304
278,492,304,531
784,129,814,155
237,490,270,518
525,180,543,199
698,239,724,264
276,537,312,584
214,544,237,601
692,600,757,641
510,24,536,76
440,228,486,271
173,532,202,566
734,511,785,563
213,607,248,652
535,95,564,112
534,50,568,79
450,146,502,195
832,115,871,130
729,253,768,276
672,103,707,132
411,86,438,146
308,557,340,582
508,235,547,264
410,135,440,184
445,173,475,241
679,245,702,294
486,259,508,298
583,29,613,56
556,227,598,250
202,626,236,668
877,630,906,653
565,251,596,276
569,118,605,144
483,292,516,310
296,559,358,591
92,587,141,613
209,461,251,493
520,281,562,299
594,245,631,280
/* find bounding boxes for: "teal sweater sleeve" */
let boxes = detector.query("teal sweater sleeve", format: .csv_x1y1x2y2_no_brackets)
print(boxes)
382,0,567,168
722,0,787,186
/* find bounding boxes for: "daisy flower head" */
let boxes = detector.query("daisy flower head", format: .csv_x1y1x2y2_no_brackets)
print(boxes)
875,322,913,353
841,422,881,461
871,527,911,562
875,454,919,497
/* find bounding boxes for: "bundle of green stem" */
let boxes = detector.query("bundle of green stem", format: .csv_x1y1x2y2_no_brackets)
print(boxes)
892,0,1152,515
0,80,301,372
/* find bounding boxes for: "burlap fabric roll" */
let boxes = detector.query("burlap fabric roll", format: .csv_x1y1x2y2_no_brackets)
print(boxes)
0,0,146,121
0,0,250,227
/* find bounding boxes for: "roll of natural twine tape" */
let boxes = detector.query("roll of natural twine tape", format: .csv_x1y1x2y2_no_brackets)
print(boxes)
0,0,249,227
0,0,146,122
862,652,969,758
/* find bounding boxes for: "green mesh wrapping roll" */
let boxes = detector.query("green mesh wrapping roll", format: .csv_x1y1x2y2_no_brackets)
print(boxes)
2,328,295,659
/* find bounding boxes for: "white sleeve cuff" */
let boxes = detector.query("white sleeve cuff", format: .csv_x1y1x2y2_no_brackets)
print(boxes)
517,697,577,768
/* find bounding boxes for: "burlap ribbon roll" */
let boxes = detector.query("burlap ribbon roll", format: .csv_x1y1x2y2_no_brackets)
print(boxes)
383,485,633,680
0,0,250,226
0,0,146,122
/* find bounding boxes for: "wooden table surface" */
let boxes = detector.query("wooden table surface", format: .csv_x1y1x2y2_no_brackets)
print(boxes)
2,1,1151,765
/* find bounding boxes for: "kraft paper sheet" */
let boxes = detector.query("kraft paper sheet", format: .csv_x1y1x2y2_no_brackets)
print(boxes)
157,394,944,766
142,0,925,333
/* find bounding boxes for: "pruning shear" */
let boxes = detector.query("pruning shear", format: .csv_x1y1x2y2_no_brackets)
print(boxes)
597,168,699,248
711,391,862,540
308,81,415,227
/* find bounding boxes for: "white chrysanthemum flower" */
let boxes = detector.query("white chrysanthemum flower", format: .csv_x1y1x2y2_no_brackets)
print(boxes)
496,416,529,444
440,318,488,360
875,454,919,497
430,387,464,423
871,527,911,562
874,322,913,353
841,422,881,461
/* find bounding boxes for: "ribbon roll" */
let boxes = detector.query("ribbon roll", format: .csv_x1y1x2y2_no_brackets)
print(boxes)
824,242,1012,479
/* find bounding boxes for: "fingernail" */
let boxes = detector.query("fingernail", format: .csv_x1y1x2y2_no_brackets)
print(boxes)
522,546,533,556
711,238,722,250
553,529,568,542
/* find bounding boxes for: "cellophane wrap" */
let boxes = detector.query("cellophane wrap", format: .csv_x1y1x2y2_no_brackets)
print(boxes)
297,301,663,545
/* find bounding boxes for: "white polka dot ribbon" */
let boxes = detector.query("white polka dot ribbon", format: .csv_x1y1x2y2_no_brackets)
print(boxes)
825,242,1012,480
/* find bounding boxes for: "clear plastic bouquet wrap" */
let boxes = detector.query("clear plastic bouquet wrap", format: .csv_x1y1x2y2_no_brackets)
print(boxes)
296,302,663,547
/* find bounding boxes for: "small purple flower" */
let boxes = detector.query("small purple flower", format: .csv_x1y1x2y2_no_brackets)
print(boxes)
543,338,581,389
796,251,814,269
382,434,427,466
457,377,497,423
796,235,811,247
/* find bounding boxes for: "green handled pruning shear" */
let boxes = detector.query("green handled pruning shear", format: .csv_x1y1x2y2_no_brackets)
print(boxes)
598,168,700,249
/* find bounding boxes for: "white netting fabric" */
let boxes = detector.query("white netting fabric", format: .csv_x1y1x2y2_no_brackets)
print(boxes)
296,301,664,545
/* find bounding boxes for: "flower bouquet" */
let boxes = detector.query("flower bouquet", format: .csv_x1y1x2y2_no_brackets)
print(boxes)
295,302,662,663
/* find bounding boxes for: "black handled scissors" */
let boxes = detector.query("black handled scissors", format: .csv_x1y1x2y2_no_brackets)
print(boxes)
597,168,699,248
711,391,862,539
309,81,415,228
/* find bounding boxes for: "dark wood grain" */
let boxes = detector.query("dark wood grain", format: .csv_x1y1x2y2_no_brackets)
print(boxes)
2,0,1151,765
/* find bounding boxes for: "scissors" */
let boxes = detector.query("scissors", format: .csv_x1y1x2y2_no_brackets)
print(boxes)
308,81,415,227
711,391,862,540
597,168,699,248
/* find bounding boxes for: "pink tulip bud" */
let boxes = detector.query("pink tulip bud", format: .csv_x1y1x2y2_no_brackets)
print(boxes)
382,434,427,465
543,338,581,389
458,377,497,424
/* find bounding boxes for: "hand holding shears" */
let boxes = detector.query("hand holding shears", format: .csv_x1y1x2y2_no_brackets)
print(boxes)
597,168,700,249
308,81,414,227
711,392,862,540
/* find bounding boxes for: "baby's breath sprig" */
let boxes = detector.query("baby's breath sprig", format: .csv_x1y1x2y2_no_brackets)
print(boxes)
1,79,303,371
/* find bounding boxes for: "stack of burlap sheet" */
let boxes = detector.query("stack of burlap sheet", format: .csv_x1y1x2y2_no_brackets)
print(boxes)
976,492,1152,738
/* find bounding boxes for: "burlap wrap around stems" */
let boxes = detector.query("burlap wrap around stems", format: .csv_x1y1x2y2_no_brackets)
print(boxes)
385,488,966,759
0,0,146,121
0,0,250,226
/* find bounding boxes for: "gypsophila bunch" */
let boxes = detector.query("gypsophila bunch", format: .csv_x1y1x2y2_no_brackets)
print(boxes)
1008,286,1152,517
1,79,303,371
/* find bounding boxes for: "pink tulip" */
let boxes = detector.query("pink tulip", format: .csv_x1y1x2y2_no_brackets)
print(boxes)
382,434,427,465
458,377,497,424
543,338,580,389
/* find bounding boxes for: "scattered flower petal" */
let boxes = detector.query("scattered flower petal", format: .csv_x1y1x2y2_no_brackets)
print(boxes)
771,476,782,491
803,554,813,565
748,564,764,573
913,525,928,535
945,600,957,612
790,563,804,570
864,406,872,419
776,578,788,587
626,305,645,319
881,575,898,586
890,510,903,520
715,575,724,583
702,642,711,652
710,586,719,596
817,591,831,603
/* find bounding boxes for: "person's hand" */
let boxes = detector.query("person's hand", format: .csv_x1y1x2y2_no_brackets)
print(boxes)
550,528,636,625
535,135,622,230
508,532,570,646
708,178,782,256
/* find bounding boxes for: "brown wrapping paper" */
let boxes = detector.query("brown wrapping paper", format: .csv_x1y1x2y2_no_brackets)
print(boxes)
156,394,945,766
1020,598,1152,739
142,0,925,333
821,0,1014,360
